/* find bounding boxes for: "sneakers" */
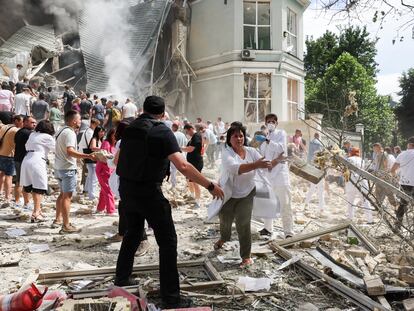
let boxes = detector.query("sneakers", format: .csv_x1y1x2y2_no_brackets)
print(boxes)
259,228,272,237
161,297,193,309
135,239,150,257
108,233,123,242
22,203,33,212
59,224,81,234
114,277,139,287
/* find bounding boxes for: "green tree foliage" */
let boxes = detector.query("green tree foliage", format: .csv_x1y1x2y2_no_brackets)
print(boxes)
396,69,414,139
306,52,394,148
304,26,378,80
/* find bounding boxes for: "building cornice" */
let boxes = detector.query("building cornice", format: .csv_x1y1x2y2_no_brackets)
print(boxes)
296,0,311,8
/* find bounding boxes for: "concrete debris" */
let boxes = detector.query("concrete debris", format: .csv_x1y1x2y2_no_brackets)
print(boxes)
296,302,319,311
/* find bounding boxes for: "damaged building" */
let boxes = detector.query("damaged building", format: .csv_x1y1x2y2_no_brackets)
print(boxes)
0,0,309,123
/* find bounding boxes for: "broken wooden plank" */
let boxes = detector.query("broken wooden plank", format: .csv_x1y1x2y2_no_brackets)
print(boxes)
269,243,388,311
349,224,379,255
264,221,351,247
38,259,209,282
307,248,364,288
377,296,392,310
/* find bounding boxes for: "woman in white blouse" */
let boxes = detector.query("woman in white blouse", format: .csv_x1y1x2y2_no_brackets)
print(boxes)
20,120,56,223
215,123,271,268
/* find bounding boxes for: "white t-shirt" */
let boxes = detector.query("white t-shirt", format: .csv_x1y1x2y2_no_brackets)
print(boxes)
122,102,137,119
14,92,32,116
396,149,414,186
387,154,396,171
222,146,261,198
260,140,290,186
203,128,217,145
174,131,188,147
216,121,225,135
55,127,77,170
9,68,20,84
78,127,94,151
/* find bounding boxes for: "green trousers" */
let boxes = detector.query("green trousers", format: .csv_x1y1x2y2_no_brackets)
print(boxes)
219,188,255,259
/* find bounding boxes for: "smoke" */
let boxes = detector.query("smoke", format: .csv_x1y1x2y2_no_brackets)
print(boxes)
41,0,138,97
80,0,135,97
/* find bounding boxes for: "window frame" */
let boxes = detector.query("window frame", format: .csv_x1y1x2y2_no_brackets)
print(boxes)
287,78,299,121
243,72,272,123
243,0,272,50
286,7,297,56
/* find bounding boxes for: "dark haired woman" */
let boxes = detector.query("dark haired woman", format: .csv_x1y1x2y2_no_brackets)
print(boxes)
20,120,56,222
84,125,105,201
182,123,203,208
96,128,116,215
215,124,271,268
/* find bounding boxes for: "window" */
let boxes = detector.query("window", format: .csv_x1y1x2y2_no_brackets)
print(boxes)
287,79,299,120
286,8,297,56
243,1,271,50
244,73,271,123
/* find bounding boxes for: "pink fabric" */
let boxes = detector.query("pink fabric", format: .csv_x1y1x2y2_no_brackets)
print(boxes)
96,141,116,213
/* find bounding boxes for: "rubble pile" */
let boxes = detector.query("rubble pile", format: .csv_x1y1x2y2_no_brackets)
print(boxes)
0,162,413,310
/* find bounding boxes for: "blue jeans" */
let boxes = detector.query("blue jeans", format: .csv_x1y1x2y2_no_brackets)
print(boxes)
55,169,77,193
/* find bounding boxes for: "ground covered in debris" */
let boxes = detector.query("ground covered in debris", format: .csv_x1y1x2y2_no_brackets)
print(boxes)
0,164,413,310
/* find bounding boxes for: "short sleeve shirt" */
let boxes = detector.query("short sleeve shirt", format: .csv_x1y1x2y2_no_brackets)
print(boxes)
396,149,414,186
14,128,32,162
31,100,49,120
122,103,137,119
54,127,77,170
186,132,203,165
80,100,93,117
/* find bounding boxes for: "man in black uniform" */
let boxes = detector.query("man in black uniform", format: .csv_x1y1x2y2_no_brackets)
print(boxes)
115,96,224,309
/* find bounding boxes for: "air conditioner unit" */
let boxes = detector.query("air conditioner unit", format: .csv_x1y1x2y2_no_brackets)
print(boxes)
241,49,256,60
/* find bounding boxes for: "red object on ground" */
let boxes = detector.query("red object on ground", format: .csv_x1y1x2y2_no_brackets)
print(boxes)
108,286,141,311
164,308,212,311
0,283,48,311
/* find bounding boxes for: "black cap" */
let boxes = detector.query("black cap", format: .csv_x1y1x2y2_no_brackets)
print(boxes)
143,96,165,115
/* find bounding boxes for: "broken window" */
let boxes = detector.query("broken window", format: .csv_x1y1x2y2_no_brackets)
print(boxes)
288,78,299,120
286,8,297,56
244,73,271,123
243,1,271,50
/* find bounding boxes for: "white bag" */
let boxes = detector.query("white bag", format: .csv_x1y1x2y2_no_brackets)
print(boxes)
207,198,223,221
252,172,280,219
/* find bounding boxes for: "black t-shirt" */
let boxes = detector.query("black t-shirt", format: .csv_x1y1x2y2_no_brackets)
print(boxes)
80,100,93,117
118,114,181,183
186,132,203,165
14,128,32,162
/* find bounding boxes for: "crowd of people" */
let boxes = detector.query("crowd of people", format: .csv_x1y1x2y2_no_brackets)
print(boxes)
1,68,414,308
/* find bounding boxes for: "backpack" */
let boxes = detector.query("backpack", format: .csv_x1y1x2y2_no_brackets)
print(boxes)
112,108,121,123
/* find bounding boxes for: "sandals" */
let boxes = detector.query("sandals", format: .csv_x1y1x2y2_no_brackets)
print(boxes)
240,258,254,268
31,214,46,223
214,240,225,251
51,220,63,228
59,224,81,234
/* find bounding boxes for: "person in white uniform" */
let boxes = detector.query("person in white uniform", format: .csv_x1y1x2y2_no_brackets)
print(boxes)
259,113,294,238
345,147,373,223
20,120,56,223
304,133,326,213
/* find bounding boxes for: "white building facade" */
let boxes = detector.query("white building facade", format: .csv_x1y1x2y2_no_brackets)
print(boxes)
187,0,309,124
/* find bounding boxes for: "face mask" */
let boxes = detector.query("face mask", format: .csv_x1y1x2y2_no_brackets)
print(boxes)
266,123,276,132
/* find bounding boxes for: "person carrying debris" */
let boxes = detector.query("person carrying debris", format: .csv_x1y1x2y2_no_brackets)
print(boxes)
345,147,373,224
259,113,294,239
391,136,414,228
53,110,96,233
371,143,398,208
114,96,223,309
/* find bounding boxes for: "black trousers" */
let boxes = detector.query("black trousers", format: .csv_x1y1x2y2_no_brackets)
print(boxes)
396,185,414,223
117,200,147,239
115,179,179,305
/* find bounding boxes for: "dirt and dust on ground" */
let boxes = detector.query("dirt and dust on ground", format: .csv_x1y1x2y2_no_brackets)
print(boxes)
0,159,413,310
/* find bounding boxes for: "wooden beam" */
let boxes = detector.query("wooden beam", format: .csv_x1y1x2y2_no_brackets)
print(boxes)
264,221,351,247
270,243,388,311
349,224,379,255
334,155,413,203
